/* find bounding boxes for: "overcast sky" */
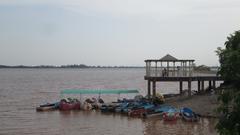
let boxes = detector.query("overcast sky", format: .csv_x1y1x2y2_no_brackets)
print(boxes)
0,0,240,66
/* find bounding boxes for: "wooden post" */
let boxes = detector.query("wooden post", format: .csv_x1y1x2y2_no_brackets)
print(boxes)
152,81,156,98
179,81,183,94
201,81,204,91
213,80,216,89
147,80,151,99
146,62,148,76
198,80,200,93
188,80,192,97
208,81,212,90
167,62,169,77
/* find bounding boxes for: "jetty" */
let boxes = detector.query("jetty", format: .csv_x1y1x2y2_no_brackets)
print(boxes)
144,54,223,98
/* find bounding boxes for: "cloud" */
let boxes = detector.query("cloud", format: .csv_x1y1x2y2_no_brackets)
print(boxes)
1,0,240,18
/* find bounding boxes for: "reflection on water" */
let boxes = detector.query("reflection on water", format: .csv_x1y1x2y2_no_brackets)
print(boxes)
143,117,217,135
0,69,219,135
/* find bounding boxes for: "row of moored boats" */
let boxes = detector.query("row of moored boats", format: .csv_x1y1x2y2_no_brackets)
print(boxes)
36,96,200,122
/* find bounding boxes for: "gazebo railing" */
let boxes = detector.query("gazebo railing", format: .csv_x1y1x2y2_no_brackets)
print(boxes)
146,67,193,77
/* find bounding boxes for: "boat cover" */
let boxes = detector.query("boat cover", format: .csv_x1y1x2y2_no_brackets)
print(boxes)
61,89,139,95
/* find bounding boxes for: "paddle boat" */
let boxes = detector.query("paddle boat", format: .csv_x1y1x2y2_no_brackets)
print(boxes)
82,101,93,110
163,108,179,121
180,107,199,122
60,89,139,111
128,102,155,117
59,98,81,111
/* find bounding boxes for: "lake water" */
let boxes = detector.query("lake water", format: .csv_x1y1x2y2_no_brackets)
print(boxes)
0,68,219,135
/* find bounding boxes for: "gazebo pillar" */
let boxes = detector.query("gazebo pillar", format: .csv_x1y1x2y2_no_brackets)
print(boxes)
155,61,157,77
173,62,175,77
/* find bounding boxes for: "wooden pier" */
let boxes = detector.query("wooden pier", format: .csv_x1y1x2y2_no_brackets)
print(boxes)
144,54,224,98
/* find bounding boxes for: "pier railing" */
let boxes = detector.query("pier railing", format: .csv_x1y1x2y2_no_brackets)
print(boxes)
146,67,193,77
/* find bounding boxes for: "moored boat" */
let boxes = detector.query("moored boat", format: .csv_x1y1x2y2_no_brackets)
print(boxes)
142,105,175,118
36,102,59,112
59,98,81,111
100,103,120,112
163,108,178,121
128,102,154,117
180,107,199,122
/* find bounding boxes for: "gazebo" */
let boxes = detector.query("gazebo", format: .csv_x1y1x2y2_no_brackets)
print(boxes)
145,54,195,78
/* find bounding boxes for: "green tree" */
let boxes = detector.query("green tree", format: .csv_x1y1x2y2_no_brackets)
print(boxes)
216,30,240,135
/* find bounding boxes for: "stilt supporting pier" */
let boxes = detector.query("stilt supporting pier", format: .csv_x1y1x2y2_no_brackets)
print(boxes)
188,80,191,97
213,81,216,89
179,81,183,94
208,81,212,90
147,80,151,99
152,81,156,98
198,80,200,93
201,81,204,92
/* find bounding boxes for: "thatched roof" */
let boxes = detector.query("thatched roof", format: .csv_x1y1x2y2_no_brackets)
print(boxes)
160,54,178,61
145,54,195,62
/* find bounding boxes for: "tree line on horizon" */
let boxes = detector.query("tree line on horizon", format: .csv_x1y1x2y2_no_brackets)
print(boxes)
0,64,144,69
0,64,219,69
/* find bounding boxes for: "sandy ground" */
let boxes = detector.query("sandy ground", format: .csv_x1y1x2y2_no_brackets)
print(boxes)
165,92,219,117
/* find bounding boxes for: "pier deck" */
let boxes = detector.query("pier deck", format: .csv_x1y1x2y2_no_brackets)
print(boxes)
145,75,224,98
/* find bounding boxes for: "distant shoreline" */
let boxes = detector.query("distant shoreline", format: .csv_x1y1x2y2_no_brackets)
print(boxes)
0,65,144,69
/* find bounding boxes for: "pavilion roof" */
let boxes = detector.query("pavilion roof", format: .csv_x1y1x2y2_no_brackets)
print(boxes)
145,54,195,62
160,54,178,61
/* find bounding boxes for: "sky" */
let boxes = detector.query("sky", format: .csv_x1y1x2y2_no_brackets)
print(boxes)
0,0,240,66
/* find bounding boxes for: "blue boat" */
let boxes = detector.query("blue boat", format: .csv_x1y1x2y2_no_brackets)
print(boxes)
180,107,199,122
143,105,178,118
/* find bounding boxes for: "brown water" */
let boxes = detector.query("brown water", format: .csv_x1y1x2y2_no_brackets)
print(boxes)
0,68,219,135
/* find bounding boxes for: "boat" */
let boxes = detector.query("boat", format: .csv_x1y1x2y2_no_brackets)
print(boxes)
36,102,59,111
180,107,199,122
163,108,179,121
82,101,93,110
59,98,81,111
100,103,120,112
128,102,154,117
128,107,147,117
142,105,175,118
60,89,139,111
115,102,129,113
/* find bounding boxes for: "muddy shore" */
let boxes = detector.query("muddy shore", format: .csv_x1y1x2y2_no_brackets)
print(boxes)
165,92,219,117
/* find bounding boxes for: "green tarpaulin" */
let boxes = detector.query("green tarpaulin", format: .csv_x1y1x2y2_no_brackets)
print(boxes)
60,89,139,95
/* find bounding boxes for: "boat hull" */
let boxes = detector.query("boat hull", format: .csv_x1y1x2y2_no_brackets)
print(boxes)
180,107,199,122
36,106,55,111
59,101,80,111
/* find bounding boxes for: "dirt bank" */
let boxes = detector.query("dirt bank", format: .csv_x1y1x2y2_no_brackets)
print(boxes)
165,92,219,117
